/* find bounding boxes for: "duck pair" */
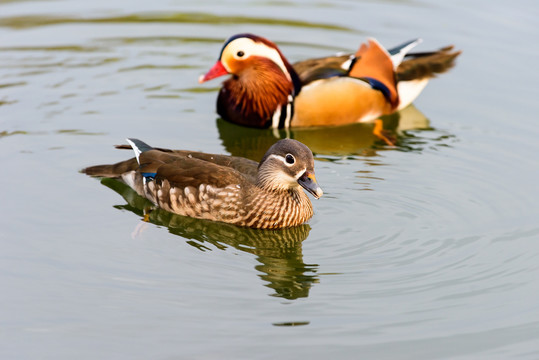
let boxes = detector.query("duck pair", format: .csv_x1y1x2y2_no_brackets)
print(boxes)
84,34,460,229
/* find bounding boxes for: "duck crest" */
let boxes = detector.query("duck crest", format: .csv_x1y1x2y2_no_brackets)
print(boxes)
219,57,295,128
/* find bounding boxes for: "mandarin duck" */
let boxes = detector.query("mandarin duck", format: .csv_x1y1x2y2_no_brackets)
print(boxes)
83,138,323,229
199,33,461,145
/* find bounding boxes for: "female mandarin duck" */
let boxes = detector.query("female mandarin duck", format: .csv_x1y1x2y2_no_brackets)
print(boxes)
199,33,461,145
83,138,323,229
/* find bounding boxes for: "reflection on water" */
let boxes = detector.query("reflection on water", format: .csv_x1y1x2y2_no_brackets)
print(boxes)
101,178,319,300
216,104,456,161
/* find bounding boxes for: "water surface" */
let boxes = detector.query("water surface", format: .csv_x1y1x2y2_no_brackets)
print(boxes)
1,0,538,359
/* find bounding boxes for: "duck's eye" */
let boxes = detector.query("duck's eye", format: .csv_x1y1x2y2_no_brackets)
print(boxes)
285,154,295,164
236,51,245,58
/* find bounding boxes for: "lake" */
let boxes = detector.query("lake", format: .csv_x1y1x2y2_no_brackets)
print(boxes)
1,0,538,359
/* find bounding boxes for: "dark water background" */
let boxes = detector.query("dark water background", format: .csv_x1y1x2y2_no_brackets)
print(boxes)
1,0,538,358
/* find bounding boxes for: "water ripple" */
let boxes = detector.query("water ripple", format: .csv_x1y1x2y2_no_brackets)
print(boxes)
0,12,352,31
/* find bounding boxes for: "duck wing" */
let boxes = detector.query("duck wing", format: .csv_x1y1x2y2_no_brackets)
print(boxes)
90,143,259,182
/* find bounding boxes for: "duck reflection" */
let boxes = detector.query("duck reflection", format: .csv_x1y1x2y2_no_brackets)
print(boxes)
101,178,319,300
217,104,440,160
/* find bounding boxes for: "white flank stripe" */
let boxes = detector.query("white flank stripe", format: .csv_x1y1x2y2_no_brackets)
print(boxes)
284,95,293,128
271,105,282,129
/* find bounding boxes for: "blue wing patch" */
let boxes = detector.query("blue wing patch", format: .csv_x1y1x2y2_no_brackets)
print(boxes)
141,172,156,180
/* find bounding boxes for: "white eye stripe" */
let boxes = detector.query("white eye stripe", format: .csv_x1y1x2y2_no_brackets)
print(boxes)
265,154,306,181
267,154,304,177
225,38,292,81
268,154,294,166
268,154,287,165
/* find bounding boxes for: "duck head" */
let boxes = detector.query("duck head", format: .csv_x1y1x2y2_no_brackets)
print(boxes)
199,34,302,128
256,139,323,199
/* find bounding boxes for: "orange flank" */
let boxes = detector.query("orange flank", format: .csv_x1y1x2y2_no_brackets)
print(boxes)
292,77,393,127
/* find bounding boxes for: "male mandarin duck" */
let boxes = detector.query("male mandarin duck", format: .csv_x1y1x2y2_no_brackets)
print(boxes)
199,33,461,145
83,138,323,229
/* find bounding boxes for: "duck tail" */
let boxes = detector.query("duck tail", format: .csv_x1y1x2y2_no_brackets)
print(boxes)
396,46,461,82
81,158,139,178
81,138,153,178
